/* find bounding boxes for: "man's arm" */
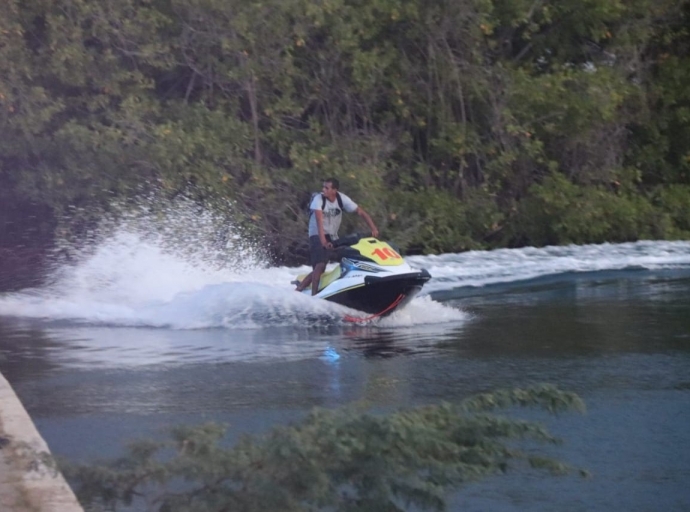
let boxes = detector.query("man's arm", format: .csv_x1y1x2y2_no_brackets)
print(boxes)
356,207,379,238
314,210,332,248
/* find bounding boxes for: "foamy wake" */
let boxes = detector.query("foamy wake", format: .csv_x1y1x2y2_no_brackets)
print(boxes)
0,201,463,329
6,198,685,330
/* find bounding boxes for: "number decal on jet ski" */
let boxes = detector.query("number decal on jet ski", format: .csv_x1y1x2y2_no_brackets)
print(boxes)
372,248,401,260
352,239,404,266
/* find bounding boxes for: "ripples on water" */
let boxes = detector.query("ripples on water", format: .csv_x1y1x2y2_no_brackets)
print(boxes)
1,216,690,511
0,226,689,368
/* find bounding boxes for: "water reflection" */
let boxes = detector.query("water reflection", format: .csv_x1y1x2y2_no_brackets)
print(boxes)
0,315,469,375
0,319,64,383
1,270,690,512
342,324,464,359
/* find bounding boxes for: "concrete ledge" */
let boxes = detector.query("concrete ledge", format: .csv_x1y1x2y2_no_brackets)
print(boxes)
0,371,83,512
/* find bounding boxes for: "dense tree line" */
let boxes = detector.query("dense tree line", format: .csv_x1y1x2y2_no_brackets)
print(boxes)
1,0,689,265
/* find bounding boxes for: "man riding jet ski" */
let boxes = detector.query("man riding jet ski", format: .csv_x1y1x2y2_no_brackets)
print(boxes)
292,232,431,317
295,178,380,296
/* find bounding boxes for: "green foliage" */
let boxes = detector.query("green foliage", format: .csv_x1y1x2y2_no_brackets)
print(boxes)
627,1,690,187
63,385,587,512
511,173,672,246
386,188,503,253
653,185,690,236
1,0,690,259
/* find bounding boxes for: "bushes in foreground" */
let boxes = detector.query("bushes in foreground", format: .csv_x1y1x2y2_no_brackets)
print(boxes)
63,384,587,512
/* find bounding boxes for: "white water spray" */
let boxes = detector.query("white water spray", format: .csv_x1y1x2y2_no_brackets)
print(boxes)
0,197,462,329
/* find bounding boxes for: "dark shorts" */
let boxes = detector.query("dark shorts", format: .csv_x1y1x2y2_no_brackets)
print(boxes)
309,234,333,267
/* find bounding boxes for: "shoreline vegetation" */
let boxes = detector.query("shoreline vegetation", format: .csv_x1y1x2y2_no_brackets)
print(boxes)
62,385,588,512
1,0,689,267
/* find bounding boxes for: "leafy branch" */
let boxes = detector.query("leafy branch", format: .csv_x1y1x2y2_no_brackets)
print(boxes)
63,384,588,512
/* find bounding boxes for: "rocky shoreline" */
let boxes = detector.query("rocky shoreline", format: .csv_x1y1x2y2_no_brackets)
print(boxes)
0,371,84,512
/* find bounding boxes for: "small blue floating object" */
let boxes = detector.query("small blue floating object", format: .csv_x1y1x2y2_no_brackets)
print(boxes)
322,347,340,362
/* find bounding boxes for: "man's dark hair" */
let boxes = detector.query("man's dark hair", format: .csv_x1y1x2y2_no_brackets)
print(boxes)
324,178,340,190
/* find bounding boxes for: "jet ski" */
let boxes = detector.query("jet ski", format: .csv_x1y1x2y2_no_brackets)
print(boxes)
292,233,431,317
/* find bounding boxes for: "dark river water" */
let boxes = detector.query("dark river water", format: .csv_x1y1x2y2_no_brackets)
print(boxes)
1,237,690,511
